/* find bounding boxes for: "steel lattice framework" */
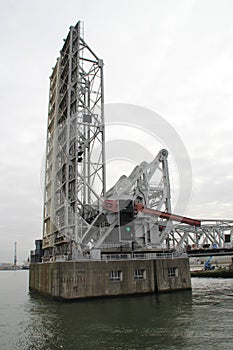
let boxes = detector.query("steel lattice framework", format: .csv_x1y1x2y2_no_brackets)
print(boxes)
43,21,105,260
42,21,232,262
166,220,233,250
93,149,172,249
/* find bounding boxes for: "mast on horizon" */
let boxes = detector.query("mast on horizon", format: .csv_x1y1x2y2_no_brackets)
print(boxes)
13,242,17,268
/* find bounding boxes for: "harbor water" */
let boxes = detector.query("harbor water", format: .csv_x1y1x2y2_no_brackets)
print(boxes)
0,270,233,350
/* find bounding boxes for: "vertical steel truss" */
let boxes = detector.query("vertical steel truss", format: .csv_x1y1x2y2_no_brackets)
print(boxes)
43,22,105,260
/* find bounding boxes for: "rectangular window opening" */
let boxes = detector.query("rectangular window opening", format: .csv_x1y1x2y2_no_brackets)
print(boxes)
110,270,122,281
168,267,178,277
134,269,146,279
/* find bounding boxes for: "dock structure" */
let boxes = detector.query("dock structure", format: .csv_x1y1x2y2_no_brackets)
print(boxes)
31,20,232,299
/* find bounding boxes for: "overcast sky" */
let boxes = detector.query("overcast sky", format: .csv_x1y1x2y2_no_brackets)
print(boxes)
0,0,233,262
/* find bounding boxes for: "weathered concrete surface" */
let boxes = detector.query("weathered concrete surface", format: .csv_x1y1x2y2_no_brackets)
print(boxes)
154,258,191,292
29,258,191,300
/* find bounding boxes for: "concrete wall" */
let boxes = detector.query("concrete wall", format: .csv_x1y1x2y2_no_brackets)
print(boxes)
154,258,191,292
29,258,191,300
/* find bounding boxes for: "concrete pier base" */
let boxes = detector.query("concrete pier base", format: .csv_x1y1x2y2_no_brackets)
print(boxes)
29,258,191,300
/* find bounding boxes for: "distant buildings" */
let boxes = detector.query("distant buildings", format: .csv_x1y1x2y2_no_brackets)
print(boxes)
0,263,14,270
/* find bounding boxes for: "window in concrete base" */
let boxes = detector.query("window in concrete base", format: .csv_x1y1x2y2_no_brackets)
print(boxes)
110,270,122,281
134,269,146,279
168,267,178,277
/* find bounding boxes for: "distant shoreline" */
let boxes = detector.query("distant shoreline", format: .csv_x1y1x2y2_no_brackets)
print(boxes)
191,269,233,278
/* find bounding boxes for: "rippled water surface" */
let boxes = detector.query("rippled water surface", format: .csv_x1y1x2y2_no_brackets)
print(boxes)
0,270,233,350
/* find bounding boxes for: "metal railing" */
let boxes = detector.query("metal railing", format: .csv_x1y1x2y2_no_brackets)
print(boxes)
101,251,187,261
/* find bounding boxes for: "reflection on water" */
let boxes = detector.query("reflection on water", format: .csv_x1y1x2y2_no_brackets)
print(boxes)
0,271,233,350
22,291,193,350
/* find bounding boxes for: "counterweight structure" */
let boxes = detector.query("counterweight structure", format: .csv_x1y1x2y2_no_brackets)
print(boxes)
42,22,233,262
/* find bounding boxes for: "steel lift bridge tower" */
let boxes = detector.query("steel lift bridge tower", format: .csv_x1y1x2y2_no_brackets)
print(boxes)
43,21,105,260
43,22,232,262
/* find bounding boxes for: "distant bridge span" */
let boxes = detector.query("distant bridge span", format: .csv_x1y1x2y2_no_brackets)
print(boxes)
160,219,233,251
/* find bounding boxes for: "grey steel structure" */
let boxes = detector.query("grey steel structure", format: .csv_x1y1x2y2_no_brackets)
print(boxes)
43,21,105,260
169,219,233,250
42,21,233,262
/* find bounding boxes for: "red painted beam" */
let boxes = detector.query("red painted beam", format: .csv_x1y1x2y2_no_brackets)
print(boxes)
138,206,201,227
103,200,201,227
